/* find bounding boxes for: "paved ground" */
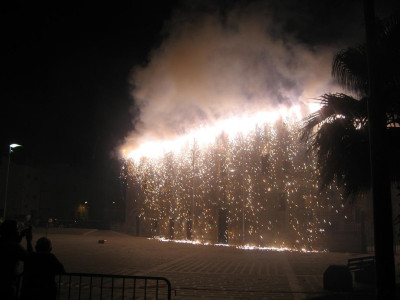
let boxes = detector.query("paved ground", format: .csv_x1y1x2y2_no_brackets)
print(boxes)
25,227,392,299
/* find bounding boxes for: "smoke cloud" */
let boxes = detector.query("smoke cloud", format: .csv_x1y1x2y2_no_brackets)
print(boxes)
122,1,343,152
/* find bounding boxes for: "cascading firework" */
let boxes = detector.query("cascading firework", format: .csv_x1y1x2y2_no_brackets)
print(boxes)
122,118,344,250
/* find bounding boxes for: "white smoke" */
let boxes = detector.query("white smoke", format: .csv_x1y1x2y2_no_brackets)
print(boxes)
122,2,341,153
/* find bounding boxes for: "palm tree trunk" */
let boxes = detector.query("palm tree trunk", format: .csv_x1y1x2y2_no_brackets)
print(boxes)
363,0,396,298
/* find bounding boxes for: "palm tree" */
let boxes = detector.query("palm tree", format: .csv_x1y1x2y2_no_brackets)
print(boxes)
301,11,400,199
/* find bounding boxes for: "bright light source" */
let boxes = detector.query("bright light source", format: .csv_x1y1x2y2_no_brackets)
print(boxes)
10,143,22,148
123,106,304,162
153,237,321,253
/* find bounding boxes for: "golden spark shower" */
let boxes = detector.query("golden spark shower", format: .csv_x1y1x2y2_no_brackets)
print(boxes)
120,2,347,251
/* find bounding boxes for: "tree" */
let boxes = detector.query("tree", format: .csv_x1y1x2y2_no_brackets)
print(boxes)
302,6,400,297
301,11,400,199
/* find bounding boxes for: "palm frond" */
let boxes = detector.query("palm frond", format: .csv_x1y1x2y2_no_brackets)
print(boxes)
301,93,366,142
376,9,400,47
332,46,369,95
313,120,371,199
376,10,400,99
300,11,400,201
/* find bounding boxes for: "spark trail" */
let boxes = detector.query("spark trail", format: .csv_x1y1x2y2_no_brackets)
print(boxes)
122,111,345,251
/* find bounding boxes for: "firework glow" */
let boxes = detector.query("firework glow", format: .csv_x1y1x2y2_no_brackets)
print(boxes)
152,236,321,253
122,107,345,251
122,105,303,162
121,3,348,251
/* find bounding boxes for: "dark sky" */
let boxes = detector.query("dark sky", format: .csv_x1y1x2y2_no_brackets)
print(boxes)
1,0,399,166
1,1,177,165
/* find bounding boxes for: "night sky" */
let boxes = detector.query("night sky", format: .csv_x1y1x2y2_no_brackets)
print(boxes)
1,0,399,167
1,1,176,165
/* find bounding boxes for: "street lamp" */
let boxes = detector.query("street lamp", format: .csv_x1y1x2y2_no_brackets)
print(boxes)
3,143,22,219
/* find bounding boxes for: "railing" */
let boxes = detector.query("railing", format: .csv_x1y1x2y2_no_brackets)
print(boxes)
347,256,376,285
55,273,171,300
347,256,375,272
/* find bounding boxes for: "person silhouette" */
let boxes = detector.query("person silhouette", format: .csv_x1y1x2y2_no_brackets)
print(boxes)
0,220,33,299
20,237,65,300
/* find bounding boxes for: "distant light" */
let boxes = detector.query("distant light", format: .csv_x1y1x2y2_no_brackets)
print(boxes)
112,201,116,204
10,143,22,148
84,201,88,204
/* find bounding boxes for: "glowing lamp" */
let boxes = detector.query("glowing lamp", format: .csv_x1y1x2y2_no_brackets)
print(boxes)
3,143,22,218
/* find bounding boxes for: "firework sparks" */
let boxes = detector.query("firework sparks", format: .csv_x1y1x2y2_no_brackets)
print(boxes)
122,105,303,162
122,107,344,251
152,237,321,253
119,3,345,250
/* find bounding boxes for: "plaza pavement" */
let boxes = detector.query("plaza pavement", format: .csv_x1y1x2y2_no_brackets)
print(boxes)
27,227,388,299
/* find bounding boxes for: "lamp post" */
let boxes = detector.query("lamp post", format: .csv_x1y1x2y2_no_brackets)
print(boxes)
3,143,22,219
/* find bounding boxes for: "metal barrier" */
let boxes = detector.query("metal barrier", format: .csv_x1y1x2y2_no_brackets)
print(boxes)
56,273,171,300
347,256,376,285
